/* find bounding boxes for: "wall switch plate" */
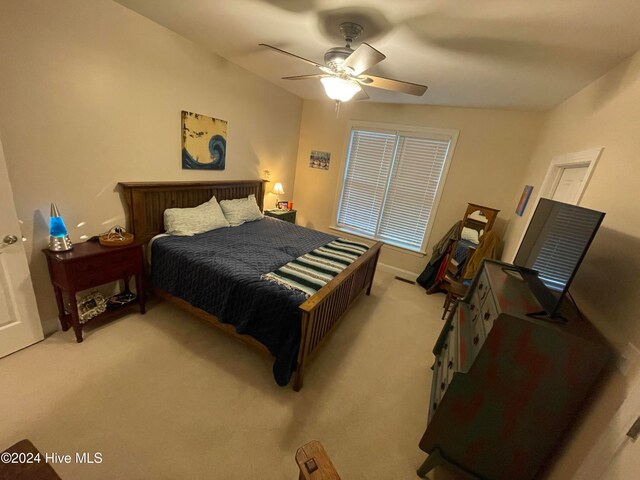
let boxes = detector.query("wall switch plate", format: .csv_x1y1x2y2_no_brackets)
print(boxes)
616,342,640,376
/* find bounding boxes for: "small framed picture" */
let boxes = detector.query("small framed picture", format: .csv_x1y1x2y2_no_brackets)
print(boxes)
516,185,534,216
277,201,289,210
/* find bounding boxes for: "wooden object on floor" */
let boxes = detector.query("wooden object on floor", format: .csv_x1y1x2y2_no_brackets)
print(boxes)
119,181,382,391
419,259,611,480
295,440,340,480
0,439,62,480
43,241,145,343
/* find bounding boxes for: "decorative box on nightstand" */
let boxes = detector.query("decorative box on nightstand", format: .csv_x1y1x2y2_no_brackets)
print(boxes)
264,209,297,224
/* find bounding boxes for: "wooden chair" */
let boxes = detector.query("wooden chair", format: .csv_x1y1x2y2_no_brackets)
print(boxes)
295,440,341,480
438,204,499,314
441,229,500,319
442,278,468,320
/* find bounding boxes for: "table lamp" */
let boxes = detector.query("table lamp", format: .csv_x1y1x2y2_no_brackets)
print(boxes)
49,203,73,251
272,182,284,208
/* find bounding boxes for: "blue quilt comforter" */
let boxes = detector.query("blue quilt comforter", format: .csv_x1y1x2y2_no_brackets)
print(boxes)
151,217,336,385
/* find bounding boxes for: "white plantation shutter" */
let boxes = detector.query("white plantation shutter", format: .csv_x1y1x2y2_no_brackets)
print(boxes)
336,126,454,252
532,206,602,291
377,135,450,250
337,130,397,236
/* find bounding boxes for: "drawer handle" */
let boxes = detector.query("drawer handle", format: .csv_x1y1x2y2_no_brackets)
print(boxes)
433,402,438,410
484,312,491,321
443,342,448,350
440,382,446,391
478,283,484,291
473,335,479,346
448,361,453,369
470,304,476,311
472,314,478,323
450,324,454,331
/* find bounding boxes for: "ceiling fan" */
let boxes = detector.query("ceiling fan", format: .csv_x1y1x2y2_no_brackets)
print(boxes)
260,22,428,103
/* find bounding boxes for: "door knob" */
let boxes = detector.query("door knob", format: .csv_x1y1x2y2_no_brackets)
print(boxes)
2,235,18,245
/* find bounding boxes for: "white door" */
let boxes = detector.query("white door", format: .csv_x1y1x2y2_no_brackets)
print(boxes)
551,165,589,204
0,136,44,357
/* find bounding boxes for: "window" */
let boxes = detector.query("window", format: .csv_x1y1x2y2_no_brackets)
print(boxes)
336,125,456,252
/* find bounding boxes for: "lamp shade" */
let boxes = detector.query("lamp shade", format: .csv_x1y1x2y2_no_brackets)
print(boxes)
271,182,285,196
320,77,361,102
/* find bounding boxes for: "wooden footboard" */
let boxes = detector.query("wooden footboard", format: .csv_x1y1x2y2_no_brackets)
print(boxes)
118,180,383,391
293,241,383,391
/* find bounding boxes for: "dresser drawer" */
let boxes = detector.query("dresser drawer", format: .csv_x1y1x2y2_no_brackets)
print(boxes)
480,293,499,334
476,268,491,304
438,332,454,398
437,353,448,401
67,248,142,290
438,330,457,399
429,353,445,420
446,320,459,374
456,302,486,370
469,308,486,359
469,289,481,317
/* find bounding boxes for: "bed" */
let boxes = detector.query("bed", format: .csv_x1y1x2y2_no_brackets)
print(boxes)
119,180,382,391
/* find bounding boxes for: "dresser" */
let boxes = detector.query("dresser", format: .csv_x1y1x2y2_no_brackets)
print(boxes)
418,259,610,480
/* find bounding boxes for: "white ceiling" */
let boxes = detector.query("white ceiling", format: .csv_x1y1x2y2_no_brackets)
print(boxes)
115,0,640,110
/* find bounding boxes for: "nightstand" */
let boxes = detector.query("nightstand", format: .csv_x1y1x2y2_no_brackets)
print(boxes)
264,209,297,224
43,240,145,342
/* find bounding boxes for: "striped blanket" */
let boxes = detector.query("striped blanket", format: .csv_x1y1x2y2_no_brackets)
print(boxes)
262,238,369,297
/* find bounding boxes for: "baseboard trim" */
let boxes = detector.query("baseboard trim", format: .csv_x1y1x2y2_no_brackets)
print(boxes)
377,262,419,283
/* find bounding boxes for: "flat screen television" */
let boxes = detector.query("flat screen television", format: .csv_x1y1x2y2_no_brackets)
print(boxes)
513,198,605,319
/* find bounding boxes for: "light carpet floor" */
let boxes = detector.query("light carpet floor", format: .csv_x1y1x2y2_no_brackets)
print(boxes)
0,270,460,479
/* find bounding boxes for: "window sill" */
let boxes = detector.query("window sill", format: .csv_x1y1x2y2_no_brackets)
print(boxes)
329,226,427,257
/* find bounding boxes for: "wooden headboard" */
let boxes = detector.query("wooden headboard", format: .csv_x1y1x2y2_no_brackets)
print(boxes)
118,180,266,244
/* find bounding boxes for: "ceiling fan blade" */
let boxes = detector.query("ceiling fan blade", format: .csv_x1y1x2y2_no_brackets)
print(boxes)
357,74,428,96
259,43,324,69
342,43,386,76
282,74,329,80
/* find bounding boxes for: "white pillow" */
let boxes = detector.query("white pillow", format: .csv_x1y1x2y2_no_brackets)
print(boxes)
461,226,480,244
219,194,264,226
164,196,230,236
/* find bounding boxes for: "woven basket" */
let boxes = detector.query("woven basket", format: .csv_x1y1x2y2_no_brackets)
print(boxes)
99,232,134,247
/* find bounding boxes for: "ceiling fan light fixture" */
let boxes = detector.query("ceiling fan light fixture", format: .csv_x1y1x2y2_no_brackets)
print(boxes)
320,76,361,102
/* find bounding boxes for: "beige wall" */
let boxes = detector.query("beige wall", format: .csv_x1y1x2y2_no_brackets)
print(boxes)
499,51,640,479
292,100,545,275
0,0,302,334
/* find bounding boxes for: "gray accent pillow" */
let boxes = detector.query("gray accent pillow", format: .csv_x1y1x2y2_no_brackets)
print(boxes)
219,194,264,226
164,196,230,236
